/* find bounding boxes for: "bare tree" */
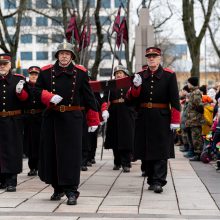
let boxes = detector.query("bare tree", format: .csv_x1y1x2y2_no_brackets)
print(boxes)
0,0,27,67
182,0,217,78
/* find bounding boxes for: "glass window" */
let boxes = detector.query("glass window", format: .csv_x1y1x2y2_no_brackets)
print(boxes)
52,17,62,26
26,0,32,9
116,51,125,59
52,34,64,43
101,1,110,8
102,51,111,60
4,0,16,9
36,17,48,26
21,34,32,43
5,17,16,26
115,0,126,7
52,0,62,8
99,68,112,77
21,52,32,60
36,0,48,8
21,17,32,26
36,35,48,43
100,16,111,25
36,52,48,60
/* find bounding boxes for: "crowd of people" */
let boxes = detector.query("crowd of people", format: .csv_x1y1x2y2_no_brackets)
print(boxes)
177,77,220,170
0,43,183,205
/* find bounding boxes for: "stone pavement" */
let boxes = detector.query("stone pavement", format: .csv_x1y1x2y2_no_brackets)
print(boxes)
0,137,220,220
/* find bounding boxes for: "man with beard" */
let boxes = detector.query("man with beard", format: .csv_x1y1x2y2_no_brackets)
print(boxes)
126,47,180,193
34,42,99,205
0,53,28,192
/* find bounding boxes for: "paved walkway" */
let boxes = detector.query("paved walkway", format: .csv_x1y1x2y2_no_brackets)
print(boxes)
0,137,220,220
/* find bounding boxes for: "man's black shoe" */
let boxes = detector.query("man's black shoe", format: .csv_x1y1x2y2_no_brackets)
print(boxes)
87,161,92,167
28,169,38,176
6,186,16,192
122,167,130,173
67,195,77,205
50,192,65,201
81,166,88,171
148,185,154,190
154,185,163,193
113,165,121,170
91,159,96,164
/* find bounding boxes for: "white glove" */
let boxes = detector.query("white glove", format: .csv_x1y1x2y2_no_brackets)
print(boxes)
102,110,109,122
88,125,98,132
16,80,25,94
133,73,142,87
170,124,180,130
50,95,63,105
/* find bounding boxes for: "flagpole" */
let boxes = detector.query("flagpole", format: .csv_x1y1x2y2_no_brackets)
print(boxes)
80,39,85,65
119,33,123,65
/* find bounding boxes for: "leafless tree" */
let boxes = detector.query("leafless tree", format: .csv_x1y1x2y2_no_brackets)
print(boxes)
182,0,217,78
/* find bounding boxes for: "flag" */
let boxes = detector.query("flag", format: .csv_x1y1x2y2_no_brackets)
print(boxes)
116,17,128,48
16,57,22,74
112,5,121,34
66,15,80,44
79,24,87,51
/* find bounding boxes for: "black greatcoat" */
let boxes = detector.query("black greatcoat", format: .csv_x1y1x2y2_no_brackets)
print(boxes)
133,65,180,160
35,61,97,186
23,82,45,159
0,72,24,173
104,88,136,151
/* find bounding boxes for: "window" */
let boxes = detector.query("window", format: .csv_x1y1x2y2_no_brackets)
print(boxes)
101,1,110,8
5,17,15,26
4,0,16,9
116,51,125,60
102,51,111,60
100,16,111,25
52,17,62,26
115,0,126,7
52,34,64,43
36,0,48,9
36,34,48,43
52,0,62,8
99,68,112,77
21,52,32,60
26,0,32,9
91,34,96,43
21,17,32,26
36,17,48,26
21,34,32,43
36,52,48,60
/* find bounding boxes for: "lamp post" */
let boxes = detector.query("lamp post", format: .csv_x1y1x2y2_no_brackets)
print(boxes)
142,0,146,8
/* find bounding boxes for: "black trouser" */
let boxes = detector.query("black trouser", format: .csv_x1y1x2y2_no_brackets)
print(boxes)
0,173,17,187
113,148,131,168
143,159,168,187
28,157,38,170
88,129,98,161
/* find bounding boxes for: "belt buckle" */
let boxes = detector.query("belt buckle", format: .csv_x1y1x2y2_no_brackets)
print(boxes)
147,102,152,108
59,105,65,112
30,109,35,114
119,98,124,103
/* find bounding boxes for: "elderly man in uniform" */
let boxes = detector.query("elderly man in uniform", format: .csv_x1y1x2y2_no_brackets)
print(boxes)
126,47,180,193
23,66,44,176
0,53,28,192
34,42,99,205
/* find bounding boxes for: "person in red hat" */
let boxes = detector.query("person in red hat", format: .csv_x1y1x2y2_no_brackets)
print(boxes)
23,66,44,177
126,46,180,193
33,42,99,205
0,53,29,192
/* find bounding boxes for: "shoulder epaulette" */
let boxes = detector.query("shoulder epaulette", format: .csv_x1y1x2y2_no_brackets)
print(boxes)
163,67,174,73
75,64,87,72
41,64,53,71
14,73,25,78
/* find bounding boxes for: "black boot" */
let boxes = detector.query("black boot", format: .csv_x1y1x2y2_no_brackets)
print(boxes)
50,192,65,201
66,191,80,205
154,185,163,193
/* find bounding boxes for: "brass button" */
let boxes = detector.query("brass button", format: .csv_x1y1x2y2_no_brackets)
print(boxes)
52,82,55,85
53,89,56,92
52,75,55,78
3,103,5,105
33,101,36,103
150,92,153,94
150,98,152,101
72,90,74,92
151,80,154,83
3,91,6,93
151,86,153,88
3,84,6,87
3,97,6,99
3,109,5,112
